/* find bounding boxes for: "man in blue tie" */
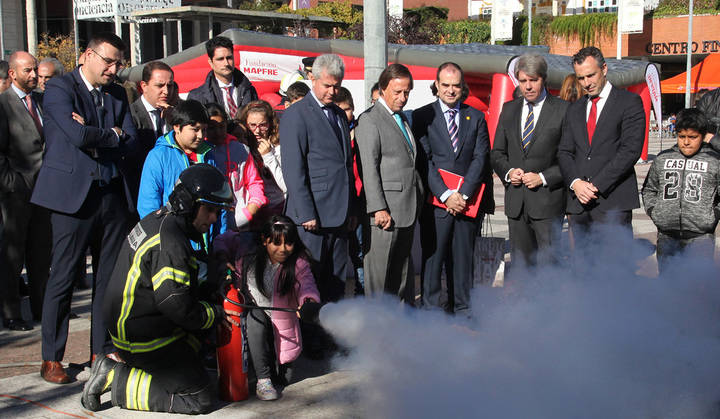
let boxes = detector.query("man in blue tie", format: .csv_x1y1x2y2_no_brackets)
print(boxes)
279,54,357,303
491,54,569,268
356,64,424,304
31,32,138,384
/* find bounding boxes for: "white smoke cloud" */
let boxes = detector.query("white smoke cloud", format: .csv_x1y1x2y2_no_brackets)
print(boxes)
320,229,720,419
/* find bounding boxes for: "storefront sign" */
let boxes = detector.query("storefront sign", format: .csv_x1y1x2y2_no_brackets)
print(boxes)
619,0,644,34
646,40,720,55
74,0,179,20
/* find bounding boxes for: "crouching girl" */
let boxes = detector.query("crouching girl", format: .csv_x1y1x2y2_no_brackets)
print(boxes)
213,215,320,401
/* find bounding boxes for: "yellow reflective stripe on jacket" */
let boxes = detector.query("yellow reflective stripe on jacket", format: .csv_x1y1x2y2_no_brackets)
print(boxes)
151,266,191,290
189,256,198,270
110,331,185,354
126,368,139,410
200,301,215,329
117,234,161,341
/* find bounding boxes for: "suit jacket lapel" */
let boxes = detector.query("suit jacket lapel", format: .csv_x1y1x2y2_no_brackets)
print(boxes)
308,96,344,157
72,70,98,127
132,100,153,130
592,87,618,145
508,100,524,152
8,90,43,137
525,96,551,154
379,105,414,158
454,104,470,158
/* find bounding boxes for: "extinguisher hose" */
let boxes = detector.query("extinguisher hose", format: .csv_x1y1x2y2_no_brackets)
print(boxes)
223,295,298,313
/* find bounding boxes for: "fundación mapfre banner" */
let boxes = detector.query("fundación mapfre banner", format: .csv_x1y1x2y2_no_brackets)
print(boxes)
238,51,304,82
74,0,180,20
645,64,662,127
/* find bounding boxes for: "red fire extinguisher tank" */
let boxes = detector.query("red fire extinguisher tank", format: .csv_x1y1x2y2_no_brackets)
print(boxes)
217,284,249,401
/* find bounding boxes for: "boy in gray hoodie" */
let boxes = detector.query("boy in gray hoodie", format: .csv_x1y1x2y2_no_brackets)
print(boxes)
642,108,720,273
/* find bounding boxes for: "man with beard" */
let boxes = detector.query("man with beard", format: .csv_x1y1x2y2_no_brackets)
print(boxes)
0,51,50,331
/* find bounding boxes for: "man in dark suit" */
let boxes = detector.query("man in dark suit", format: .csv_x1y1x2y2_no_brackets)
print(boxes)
557,47,645,240
31,32,138,384
129,61,174,207
412,62,491,314
130,61,173,158
187,35,256,120
0,51,51,331
492,54,569,268
279,54,356,302
357,64,423,304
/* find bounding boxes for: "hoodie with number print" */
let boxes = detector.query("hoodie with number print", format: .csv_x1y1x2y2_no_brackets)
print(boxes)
642,143,720,235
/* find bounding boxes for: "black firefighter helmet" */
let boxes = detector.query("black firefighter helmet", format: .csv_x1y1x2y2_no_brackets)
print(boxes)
168,163,234,218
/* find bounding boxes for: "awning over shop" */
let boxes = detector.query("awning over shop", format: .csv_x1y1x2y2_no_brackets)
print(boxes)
660,54,720,93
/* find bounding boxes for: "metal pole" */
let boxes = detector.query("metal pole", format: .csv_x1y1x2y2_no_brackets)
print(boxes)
73,0,80,66
363,0,388,108
527,0,532,46
0,0,5,59
162,19,169,58
685,0,694,108
616,0,622,60
177,20,183,53
114,0,122,36
26,0,38,56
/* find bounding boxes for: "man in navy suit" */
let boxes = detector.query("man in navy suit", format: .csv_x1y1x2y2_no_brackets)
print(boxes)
31,32,138,384
279,54,356,302
412,63,493,315
557,47,645,241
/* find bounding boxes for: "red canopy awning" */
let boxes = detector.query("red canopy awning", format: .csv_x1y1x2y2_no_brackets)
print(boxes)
661,54,720,94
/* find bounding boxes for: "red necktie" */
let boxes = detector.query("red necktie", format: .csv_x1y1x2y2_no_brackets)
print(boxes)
24,94,43,135
223,86,238,119
586,96,601,145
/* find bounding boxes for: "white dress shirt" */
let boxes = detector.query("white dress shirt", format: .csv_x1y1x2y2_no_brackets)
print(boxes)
570,81,613,190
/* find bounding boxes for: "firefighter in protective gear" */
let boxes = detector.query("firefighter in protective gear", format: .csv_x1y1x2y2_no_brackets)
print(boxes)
82,164,239,414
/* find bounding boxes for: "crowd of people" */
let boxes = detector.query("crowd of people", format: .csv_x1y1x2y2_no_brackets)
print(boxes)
1,31,719,414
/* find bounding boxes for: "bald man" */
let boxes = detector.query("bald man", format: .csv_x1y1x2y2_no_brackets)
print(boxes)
0,51,51,331
37,58,64,92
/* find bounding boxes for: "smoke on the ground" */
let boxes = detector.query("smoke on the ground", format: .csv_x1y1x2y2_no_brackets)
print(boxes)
320,227,720,419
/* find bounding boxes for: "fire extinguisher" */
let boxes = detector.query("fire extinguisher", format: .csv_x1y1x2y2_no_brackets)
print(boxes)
216,283,249,402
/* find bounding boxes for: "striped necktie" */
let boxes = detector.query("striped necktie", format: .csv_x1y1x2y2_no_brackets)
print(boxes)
223,86,238,119
448,108,458,153
522,102,534,150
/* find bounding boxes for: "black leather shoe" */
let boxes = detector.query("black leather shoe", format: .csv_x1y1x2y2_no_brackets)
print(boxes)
81,356,117,411
3,318,33,331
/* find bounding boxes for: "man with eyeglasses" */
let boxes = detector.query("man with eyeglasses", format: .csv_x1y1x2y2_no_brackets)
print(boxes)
31,32,139,384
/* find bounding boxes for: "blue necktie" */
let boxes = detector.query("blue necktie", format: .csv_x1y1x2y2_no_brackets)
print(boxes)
522,102,534,150
393,113,413,152
324,105,342,141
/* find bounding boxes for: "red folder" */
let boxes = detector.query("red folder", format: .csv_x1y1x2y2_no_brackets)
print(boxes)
428,169,485,218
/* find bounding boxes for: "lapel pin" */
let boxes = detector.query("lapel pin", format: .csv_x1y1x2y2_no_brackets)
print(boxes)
465,116,470,120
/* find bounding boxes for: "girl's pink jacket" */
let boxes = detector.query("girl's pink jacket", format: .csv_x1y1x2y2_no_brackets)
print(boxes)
213,231,321,364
